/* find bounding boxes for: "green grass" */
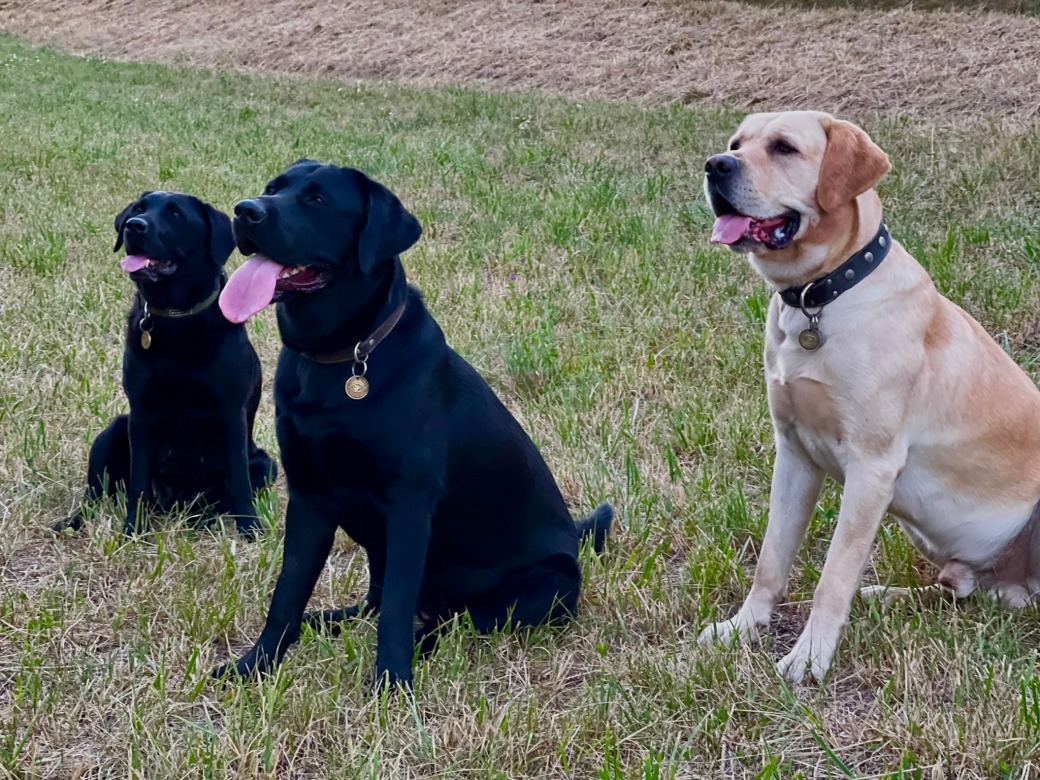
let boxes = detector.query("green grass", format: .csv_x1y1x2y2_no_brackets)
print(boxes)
2,34,1040,778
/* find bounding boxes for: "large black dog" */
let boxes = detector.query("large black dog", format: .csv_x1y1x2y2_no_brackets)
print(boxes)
56,192,276,538
215,160,613,689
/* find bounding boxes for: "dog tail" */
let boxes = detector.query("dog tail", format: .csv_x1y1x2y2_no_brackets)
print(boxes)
575,502,614,554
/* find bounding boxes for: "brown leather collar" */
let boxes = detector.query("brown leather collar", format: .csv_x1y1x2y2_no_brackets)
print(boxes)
300,302,407,365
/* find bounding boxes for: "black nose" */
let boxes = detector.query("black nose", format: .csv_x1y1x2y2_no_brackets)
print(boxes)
124,217,148,233
705,154,738,178
234,199,267,224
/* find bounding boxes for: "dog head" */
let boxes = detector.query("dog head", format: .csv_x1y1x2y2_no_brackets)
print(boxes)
113,191,234,291
219,160,422,324
704,111,890,285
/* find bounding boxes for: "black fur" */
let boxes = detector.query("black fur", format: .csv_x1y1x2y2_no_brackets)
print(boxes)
214,161,613,690
57,192,276,538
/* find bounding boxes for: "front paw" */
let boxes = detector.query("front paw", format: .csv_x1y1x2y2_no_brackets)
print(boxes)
212,649,270,682
53,513,84,534
698,606,767,647
234,514,264,541
123,513,147,536
776,620,841,684
371,666,413,695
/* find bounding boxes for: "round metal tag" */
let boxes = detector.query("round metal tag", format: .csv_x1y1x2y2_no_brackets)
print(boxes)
798,327,823,351
140,331,152,350
345,376,369,400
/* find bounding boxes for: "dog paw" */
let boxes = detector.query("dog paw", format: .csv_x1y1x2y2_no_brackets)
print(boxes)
52,513,84,535
234,516,264,541
122,514,148,536
211,661,241,682
371,667,413,696
998,584,1033,609
858,584,912,607
776,622,840,684
212,650,270,682
698,611,764,647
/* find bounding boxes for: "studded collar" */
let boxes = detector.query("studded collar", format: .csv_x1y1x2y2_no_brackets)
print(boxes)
779,222,891,310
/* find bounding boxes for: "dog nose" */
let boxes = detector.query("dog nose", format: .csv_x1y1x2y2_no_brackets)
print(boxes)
704,154,738,178
234,199,267,224
124,217,148,233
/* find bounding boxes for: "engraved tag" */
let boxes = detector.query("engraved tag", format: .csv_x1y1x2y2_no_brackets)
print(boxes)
345,376,369,400
798,327,823,351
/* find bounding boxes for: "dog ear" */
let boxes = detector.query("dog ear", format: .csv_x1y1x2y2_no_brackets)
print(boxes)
112,192,151,252
197,200,235,266
357,177,422,274
817,119,891,214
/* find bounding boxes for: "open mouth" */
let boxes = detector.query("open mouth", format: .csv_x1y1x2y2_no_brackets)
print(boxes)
709,197,800,251
121,255,177,281
219,253,332,323
275,264,331,295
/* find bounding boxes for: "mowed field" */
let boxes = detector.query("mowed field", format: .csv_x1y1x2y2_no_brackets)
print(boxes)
1,11,1040,779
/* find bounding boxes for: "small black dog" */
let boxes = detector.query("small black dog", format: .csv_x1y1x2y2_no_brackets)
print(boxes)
215,160,613,689
57,192,276,537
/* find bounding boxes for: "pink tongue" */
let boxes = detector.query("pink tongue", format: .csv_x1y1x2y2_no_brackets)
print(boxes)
711,215,753,245
120,255,152,273
219,254,285,323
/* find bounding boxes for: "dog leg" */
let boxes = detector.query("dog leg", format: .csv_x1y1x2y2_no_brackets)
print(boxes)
373,507,431,692
304,545,386,634
700,438,824,646
777,457,901,684
213,498,337,679
123,414,152,535
55,415,130,533
221,410,262,539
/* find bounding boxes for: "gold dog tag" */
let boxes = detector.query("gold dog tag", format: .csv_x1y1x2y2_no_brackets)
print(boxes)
798,326,823,351
345,376,369,400
140,331,152,350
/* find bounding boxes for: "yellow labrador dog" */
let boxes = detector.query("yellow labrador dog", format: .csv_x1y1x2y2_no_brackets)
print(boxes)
699,110,1040,684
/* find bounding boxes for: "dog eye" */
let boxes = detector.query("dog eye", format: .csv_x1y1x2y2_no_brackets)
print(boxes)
169,207,184,220
729,140,741,151
305,193,326,206
772,140,799,155
264,184,277,195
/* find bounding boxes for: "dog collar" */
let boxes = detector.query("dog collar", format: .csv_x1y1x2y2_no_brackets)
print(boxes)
298,302,407,400
778,221,891,351
137,273,226,350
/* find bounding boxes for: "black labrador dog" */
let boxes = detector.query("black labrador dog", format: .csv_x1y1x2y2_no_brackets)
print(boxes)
215,160,613,689
56,192,276,538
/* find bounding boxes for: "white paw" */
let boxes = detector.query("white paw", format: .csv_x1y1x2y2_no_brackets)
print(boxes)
776,622,840,684
858,584,912,607
998,584,1032,609
698,610,764,647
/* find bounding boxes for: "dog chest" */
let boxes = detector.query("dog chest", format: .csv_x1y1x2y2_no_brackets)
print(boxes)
275,406,422,501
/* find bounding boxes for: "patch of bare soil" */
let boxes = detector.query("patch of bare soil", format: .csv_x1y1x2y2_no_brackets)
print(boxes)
0,0,1038,126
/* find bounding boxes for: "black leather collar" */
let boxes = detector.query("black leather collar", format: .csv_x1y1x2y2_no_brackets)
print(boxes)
779,222,891,309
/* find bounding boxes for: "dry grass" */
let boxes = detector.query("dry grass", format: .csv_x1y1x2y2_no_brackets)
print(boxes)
1,0,1039,127
2,34,1040,776
731,0,1040,12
